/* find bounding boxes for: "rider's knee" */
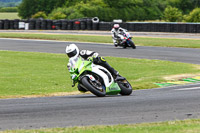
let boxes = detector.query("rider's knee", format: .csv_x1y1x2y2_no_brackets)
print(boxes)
93,57,106,64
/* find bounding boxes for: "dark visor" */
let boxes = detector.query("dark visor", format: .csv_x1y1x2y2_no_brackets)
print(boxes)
67,49,77,58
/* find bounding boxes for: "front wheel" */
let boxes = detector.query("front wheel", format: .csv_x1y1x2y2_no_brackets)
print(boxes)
123,43,127,49
77,84,87,93
117,79,133,95
81,77,106,97
129,40,136,49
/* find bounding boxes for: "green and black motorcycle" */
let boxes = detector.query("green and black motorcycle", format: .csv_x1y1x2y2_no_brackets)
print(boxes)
68,57,133,97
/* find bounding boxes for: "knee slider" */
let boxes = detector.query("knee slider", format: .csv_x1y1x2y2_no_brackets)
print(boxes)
100,57,106,62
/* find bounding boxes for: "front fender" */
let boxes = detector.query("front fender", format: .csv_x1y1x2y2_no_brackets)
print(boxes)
81,74,95,81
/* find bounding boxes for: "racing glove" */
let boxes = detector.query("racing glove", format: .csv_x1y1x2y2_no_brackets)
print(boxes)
88,56,99,63
87,57,94,61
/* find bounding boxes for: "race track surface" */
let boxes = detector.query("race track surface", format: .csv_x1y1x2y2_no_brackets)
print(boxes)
1,83,200,130
0,38,200,131
0,38,200,64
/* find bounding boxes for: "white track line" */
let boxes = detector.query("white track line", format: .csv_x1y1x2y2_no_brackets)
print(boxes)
0,38,112,45
175,87,200,91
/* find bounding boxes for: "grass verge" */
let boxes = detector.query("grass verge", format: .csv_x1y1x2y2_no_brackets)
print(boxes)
1,50,200,98
2,119,200,133
0,32,200,48
0,12,20,20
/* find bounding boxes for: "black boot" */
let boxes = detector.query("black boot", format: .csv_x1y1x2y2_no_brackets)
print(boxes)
101,62,116,75
114,74,125,81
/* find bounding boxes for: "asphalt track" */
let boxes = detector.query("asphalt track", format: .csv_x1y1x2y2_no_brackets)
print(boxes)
0,38,200,64
0,37,200,130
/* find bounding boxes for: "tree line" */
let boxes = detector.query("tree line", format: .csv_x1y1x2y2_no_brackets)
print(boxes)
0,0,21,2
0,0,21,7
17,0,200,22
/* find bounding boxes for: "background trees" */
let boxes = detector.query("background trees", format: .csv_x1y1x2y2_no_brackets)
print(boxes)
167,0,198,14
18,0,66,19
16,0,200,22
163,6,182,22
0,0,21,7
184,8,200,22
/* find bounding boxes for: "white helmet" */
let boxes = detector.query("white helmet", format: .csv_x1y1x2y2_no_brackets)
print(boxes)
65,44,79,58
113,24,119,30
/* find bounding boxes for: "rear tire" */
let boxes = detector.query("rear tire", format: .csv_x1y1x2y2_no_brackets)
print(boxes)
81,77,106,97
117,79,133,95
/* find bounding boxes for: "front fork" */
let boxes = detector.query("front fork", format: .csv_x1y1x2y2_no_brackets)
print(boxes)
72,80,76,87
73,74,96,88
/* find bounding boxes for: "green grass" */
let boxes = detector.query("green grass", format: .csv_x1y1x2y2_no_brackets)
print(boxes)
2,119,200,133
1,50,200,98
0,33,200,48
0,12,20,20
0,33,113,43
135,37,200,48
0,51,69,98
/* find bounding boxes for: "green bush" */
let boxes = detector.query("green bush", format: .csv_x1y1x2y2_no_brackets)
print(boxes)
31,11,47,19
0,7,18,12
163,6,182,22
48,7,84,20
184,8,200,22
49,12,66,20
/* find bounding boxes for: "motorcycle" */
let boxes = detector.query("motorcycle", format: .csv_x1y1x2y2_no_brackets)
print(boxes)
68,57,133,97
116,31,136,49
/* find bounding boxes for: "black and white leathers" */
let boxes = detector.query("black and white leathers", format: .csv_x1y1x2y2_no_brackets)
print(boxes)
79,50,99,60
79,50,118,76
111,27,127,45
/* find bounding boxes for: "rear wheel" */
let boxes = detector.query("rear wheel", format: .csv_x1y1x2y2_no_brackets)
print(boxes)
81,77,106,97
117,79,133,95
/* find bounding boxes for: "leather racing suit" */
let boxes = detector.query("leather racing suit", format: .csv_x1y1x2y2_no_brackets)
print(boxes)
79,50,119,77
111,27,127,46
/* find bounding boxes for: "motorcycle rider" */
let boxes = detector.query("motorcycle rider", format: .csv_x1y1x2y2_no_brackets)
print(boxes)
111,24,127,47
65,44,122,92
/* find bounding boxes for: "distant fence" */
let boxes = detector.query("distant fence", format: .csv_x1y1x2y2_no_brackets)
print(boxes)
0,18,200,33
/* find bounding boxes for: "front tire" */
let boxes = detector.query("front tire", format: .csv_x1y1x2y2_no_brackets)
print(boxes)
129,40,136,49
81,77,106,97
117,79,133,95
123,44,127,49
78,84,87,93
